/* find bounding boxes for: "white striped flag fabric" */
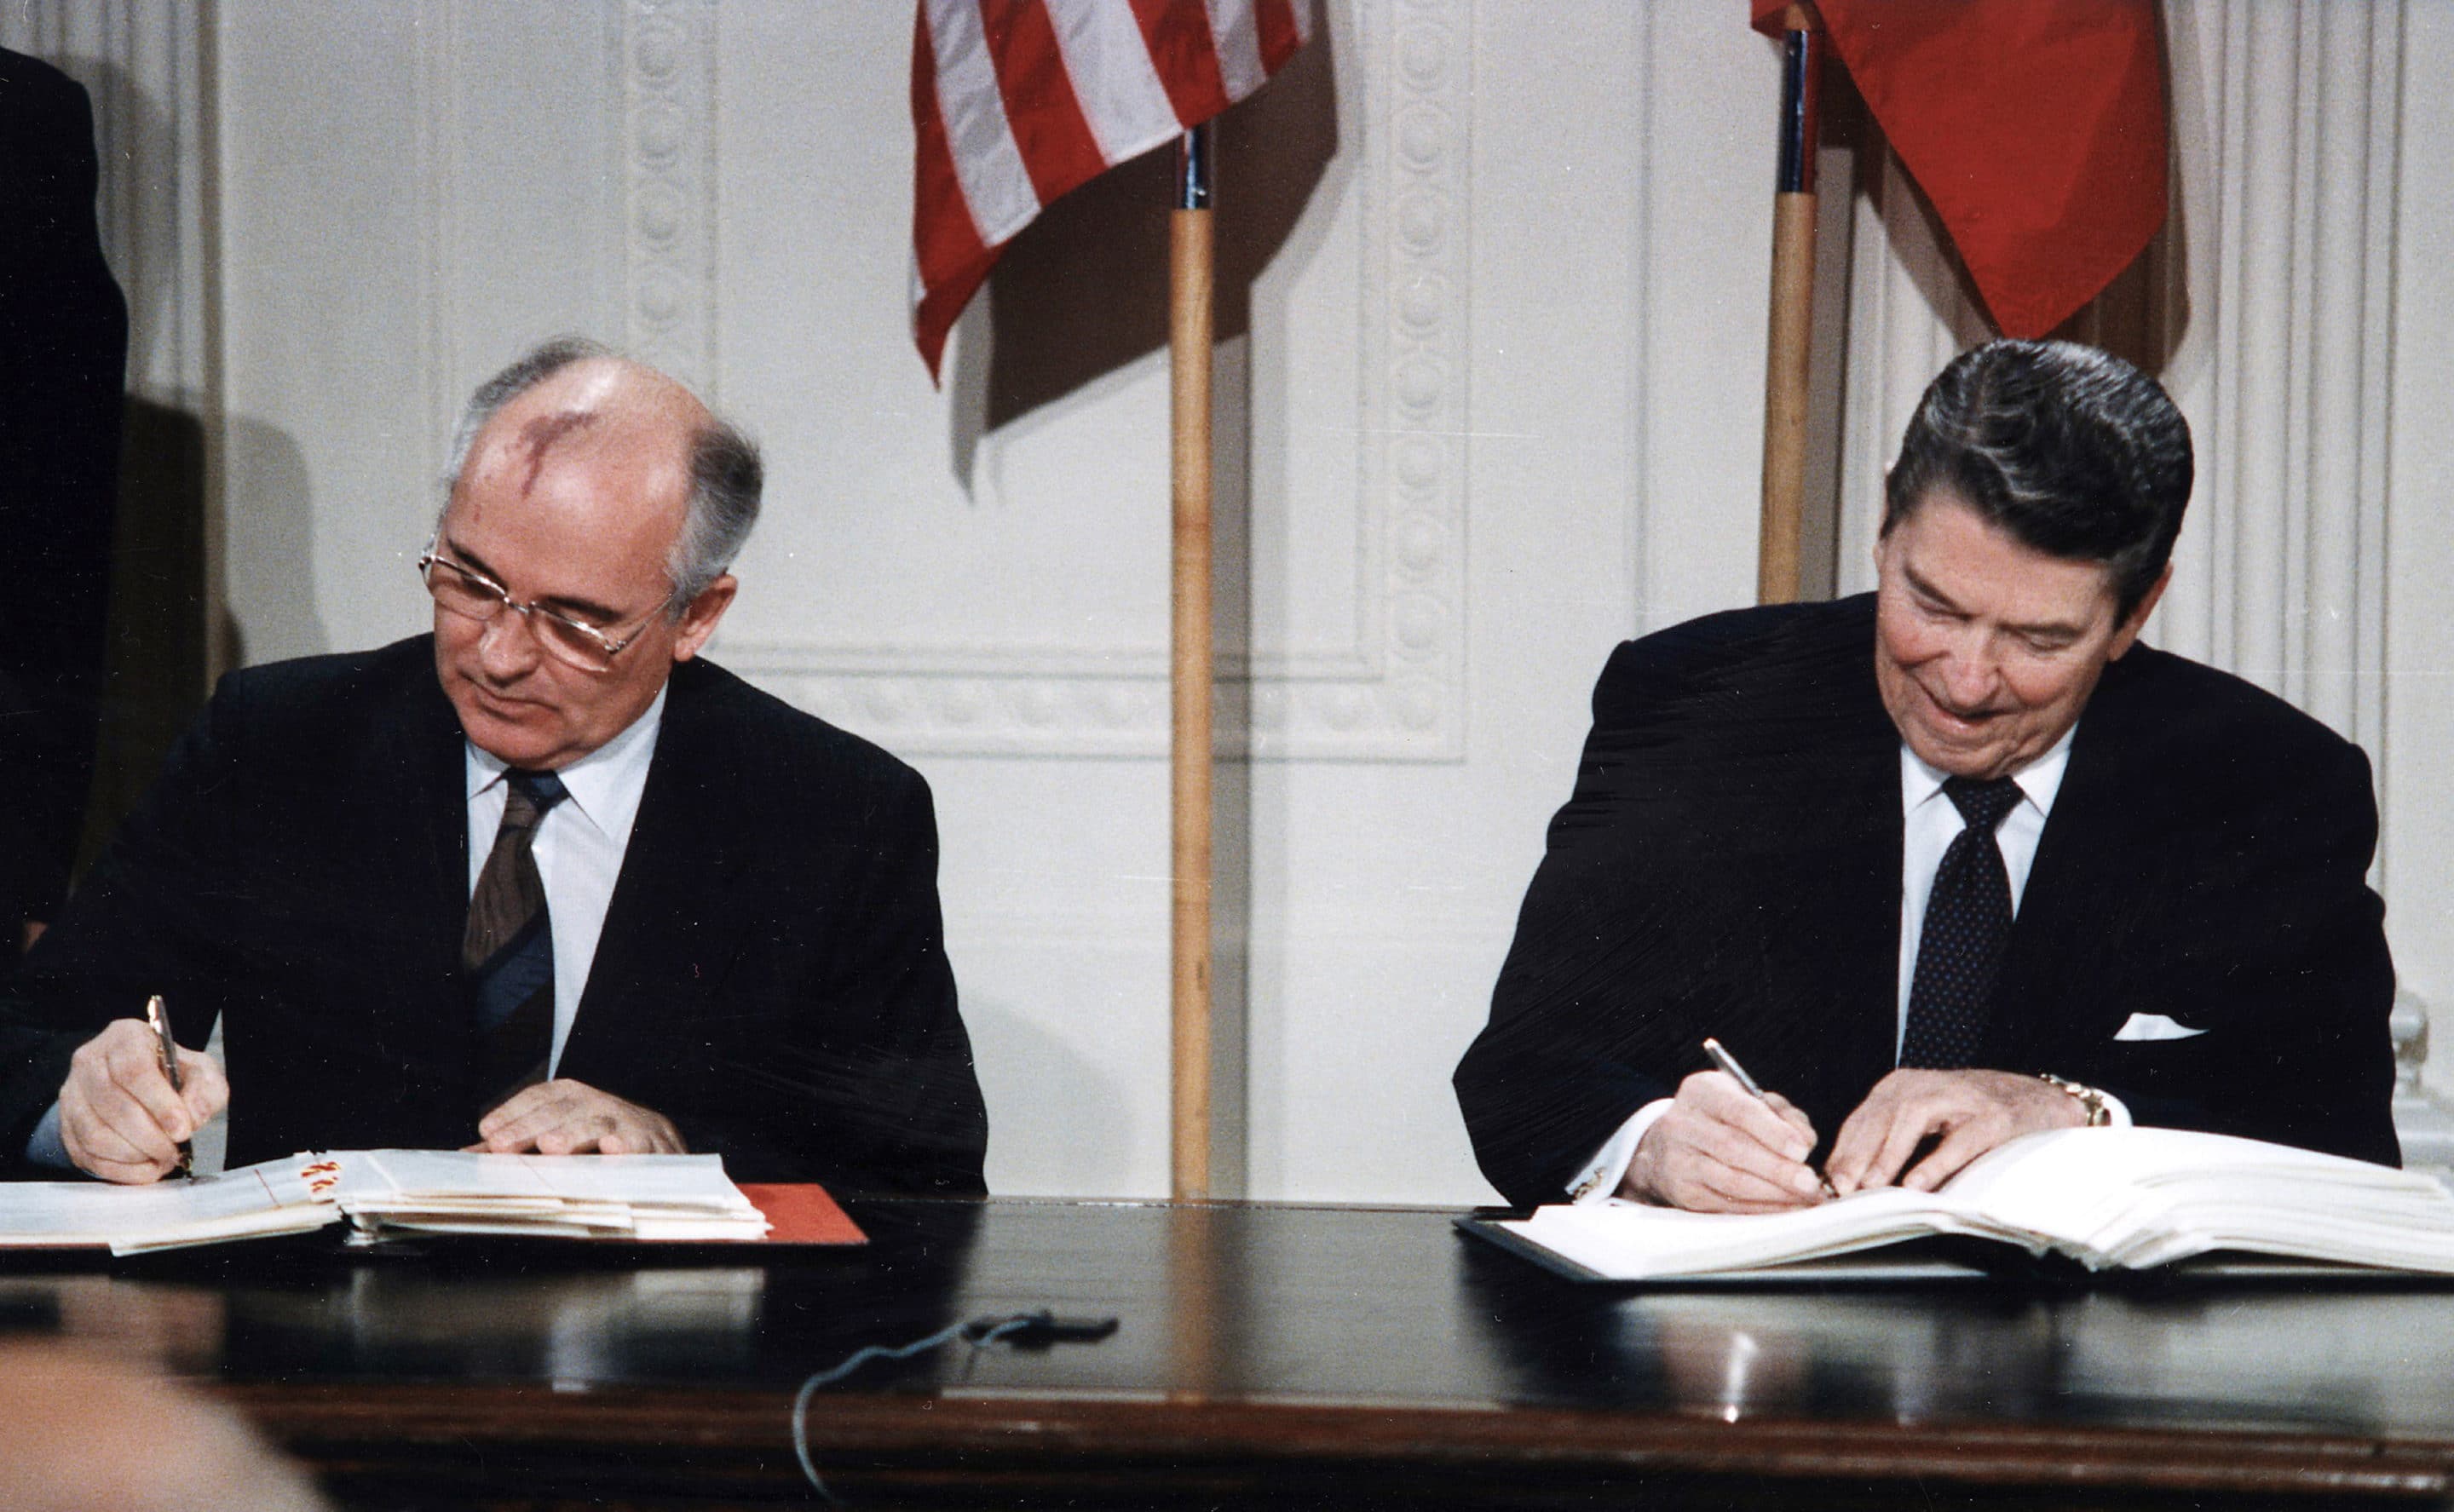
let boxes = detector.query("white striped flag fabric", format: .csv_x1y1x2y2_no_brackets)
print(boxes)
910,0,1312,379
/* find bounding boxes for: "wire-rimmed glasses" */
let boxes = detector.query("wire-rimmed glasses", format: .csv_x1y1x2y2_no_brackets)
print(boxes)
417,543,662,673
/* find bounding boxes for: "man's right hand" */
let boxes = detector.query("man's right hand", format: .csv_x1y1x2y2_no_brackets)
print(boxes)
1620,1069,1827,1211
59,1019,228,1184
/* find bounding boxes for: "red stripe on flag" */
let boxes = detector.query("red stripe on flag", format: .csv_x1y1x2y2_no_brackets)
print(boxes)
1128,0,1232,125
913,251,997,381
911,0,1314,377
912,9,997,379
980,0,1111,205
1255,0,1305,75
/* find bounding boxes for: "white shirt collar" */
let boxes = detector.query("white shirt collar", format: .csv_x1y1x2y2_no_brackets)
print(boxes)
465,684,668,839
1898,721,2077,823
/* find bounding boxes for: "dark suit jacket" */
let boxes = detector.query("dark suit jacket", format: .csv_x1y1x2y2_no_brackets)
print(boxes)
0,637,989,1193
0,49,129,925
1454,595,2398,1208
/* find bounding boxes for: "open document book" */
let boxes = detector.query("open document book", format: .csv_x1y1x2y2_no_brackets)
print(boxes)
1473,1127,2454,1282
0,1151,813,1256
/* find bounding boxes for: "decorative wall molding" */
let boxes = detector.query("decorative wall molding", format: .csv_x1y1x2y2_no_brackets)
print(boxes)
622,0,722,402
720,0,1472,762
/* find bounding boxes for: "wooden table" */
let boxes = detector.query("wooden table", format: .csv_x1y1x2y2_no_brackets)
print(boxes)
6,1197,2454,1509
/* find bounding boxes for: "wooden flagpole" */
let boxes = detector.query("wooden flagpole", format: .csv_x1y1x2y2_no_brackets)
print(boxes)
1169,124,1215,1201
1758,2,1822,606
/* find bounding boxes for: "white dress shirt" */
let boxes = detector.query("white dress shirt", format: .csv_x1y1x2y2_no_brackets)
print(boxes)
1565,726,2123,1205
464,686,666,1077
1894,733,2068,1054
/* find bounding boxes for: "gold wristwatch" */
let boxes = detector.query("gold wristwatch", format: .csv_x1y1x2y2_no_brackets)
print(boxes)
2036,1072,2112,1127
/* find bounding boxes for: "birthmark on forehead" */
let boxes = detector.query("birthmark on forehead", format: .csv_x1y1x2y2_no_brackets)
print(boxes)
516,410,599,497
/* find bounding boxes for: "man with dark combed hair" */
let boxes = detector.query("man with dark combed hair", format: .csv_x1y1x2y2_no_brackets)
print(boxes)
1885,341,2192,620
0,342,989,1194
1456,340,2395,1213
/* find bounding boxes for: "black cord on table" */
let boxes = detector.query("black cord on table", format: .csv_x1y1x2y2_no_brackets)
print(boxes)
792,1309,1119,1504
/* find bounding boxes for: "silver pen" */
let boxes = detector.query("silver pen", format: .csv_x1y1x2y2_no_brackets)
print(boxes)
144,994,196,1181
1701,1037,1835,1199
1700,1037,1766,1098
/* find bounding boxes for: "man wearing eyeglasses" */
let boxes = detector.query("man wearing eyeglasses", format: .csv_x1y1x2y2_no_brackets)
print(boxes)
0,338,990,1193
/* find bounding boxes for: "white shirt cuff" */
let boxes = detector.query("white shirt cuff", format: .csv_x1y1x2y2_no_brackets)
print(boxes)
1564,1098,1674,1204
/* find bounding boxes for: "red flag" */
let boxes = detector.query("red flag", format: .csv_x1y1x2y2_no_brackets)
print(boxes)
910,0,1311,379
1752,0,2167,338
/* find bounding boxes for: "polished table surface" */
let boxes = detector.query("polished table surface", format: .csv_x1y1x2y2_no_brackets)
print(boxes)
8,1197,2454,1508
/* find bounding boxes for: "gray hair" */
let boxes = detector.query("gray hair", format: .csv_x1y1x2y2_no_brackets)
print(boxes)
443,336,764,612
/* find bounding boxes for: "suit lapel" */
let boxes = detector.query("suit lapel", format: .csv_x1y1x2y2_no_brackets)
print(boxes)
560,667,752,1073
336,660,478,1106
1982,667,2142,1069
337,654,469,961
414,683,471,972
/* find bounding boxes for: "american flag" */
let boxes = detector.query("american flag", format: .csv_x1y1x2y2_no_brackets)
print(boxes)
910,0,1311,379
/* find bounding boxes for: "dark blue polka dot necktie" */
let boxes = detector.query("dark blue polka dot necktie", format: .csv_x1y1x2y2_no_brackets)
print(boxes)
465,769,570,1114
1899,775,2024,1070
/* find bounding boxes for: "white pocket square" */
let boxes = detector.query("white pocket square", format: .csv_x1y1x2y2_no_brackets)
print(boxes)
2114,1013,2206,1042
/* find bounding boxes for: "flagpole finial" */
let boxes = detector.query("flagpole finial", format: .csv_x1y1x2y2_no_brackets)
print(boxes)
1177,124,1213,211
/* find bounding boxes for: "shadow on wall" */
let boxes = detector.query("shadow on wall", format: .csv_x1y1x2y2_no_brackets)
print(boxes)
216,415,323,671
77,398,209,863
76,411,320,865
20,54,311,860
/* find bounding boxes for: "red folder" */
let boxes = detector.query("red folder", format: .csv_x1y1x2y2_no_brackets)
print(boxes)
736,1184,867,1246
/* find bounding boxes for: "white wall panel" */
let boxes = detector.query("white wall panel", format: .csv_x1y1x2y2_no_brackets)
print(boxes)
2384,0,2454,1106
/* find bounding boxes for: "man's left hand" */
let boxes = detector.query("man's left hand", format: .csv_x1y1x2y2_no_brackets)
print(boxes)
1824,1069,2084,1195
470,1079,686,1156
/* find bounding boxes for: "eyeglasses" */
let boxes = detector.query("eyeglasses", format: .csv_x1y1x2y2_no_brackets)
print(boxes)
417,543,663,673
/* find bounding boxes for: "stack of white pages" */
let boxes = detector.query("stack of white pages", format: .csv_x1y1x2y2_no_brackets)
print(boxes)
0,1159,342,1255
327,1150,769,1242
0,1151,769,1256
1489,1126,2454,1281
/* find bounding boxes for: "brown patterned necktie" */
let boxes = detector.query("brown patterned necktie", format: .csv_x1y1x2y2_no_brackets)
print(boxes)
466,769,569,1114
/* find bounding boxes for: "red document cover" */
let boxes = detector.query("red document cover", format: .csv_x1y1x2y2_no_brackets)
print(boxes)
736,1184,867,1246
